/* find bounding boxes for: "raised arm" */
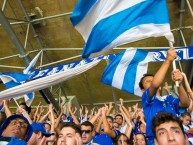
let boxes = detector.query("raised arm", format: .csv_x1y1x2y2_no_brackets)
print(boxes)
101,106,117,138
89,108,102,124
47,104,57,145
69,104,79,125
106,102,113,116
118,104,134,139
33,102,41,122
54,103,64,128
39,105,50,123
148,47,177,97
4,100,12,117
182,72,193,100
172,70,190,108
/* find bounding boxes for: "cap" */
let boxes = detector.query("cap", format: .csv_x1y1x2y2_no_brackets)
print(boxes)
31,122,52,137
93,134,113,145
0,114,33,142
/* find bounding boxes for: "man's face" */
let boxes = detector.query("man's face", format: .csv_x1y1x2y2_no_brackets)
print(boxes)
142,76,154,91
81,125,94,144
2,118,28,140
57,127,78,145
115,116,123,126
155,121,187,145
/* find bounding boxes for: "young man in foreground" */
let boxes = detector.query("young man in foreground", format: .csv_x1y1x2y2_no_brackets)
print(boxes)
152,111,188,145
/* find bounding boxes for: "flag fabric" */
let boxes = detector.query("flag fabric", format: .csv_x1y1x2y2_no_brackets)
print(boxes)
70,0,174,58
0,51,41,106
22,51,42,106
23,51,41,74
0,54,116,101
28,54,116,80
0,58,102,100
101,46,193,96
0,101,4,111
0,72,33,107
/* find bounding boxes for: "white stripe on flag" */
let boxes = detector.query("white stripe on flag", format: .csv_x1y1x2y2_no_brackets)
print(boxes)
101,48,154,96
134,52,153,96
71,0,174,58
74,0,145,41
112,49,136,89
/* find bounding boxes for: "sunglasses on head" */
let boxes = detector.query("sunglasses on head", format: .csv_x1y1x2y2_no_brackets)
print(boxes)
81,130,92,134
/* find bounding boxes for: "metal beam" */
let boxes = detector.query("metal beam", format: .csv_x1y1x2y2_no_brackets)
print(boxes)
177,0,186,46
0,10,30,65
2,0,7,12
17,0,61,111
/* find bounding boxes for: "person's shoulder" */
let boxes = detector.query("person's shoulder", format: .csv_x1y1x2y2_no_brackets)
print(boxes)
142,88,150,98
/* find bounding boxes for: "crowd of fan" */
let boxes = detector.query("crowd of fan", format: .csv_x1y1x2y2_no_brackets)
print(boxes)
0,47,192,145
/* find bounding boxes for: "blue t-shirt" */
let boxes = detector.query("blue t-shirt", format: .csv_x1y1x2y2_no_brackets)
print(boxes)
142,88,180,138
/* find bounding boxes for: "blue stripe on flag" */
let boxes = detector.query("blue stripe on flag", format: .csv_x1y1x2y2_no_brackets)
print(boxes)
189,46,193,58
4,81,20,89
101,50,127,85
122,50,148,93
26,93,33,100
70,0,97,26
101,48,151,96
81,0,170,58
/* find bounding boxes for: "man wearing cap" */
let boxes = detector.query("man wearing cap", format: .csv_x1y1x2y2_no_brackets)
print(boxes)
0,114,33,145
27,122,52,145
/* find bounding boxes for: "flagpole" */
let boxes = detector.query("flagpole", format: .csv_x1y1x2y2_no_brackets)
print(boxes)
169,42,179,87
13,98,20,108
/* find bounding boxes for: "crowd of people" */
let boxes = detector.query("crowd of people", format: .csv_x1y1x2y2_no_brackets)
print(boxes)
0,47,192,145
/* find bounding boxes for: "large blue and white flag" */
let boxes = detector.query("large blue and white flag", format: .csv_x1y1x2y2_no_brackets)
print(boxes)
71,0,174,58
101,46,193,96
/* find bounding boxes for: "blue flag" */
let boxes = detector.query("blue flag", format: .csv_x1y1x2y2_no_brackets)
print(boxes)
71,0,174,58
101,47,193,96
0,51,41,106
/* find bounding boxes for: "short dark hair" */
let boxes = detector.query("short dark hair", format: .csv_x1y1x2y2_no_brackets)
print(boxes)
115,114,123,120
139,74,154,90
181,112,191,118
19,102,31,114
152,111,185,139
59,122,81,135
81,121,94,131
107,116,114,122
116,133,132,145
